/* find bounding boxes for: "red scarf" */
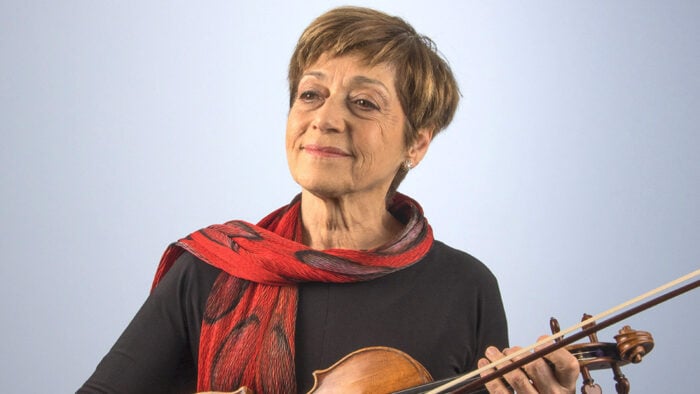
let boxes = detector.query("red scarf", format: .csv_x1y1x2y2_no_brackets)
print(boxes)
152,193,434,393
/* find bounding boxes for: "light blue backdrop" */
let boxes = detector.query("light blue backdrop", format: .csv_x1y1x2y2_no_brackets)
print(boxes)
1,1,697,393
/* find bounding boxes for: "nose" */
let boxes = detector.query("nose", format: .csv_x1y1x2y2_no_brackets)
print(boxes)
312,95,347,133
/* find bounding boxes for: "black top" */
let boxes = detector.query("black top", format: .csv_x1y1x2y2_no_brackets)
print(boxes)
79,240,508,393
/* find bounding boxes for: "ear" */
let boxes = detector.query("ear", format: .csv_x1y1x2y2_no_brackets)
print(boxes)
406,128,434,168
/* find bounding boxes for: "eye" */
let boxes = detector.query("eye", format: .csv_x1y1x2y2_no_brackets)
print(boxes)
353,98,380,111
298,90,321,102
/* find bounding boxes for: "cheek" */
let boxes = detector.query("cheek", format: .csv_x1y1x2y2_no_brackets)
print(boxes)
285,115,302,149
365,123,405,161
284,122,293,150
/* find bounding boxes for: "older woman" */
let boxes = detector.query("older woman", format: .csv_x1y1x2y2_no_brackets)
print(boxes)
80,6,578,394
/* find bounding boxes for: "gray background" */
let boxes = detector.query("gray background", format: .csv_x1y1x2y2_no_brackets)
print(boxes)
1,1,698,393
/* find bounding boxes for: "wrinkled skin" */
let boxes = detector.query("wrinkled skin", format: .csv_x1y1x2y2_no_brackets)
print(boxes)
478,335,579,394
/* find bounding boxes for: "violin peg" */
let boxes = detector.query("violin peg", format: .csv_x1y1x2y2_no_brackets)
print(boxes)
611,364,630,394
582,382,603,394
581,313,600,343
550,317,562,342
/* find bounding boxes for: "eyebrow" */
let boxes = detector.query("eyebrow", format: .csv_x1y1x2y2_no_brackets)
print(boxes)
301,72,391,94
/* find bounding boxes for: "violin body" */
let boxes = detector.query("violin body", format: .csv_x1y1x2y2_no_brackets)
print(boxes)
307,346,432,393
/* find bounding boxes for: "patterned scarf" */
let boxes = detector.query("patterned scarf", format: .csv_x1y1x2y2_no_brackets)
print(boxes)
151,193,434,393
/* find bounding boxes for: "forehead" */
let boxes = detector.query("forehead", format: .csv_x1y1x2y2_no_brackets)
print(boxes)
301,53,397,90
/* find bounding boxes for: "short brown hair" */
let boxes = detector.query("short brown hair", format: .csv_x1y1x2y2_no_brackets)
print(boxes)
288,6,460,145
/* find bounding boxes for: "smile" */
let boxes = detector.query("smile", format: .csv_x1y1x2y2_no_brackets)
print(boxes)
302,144,352,158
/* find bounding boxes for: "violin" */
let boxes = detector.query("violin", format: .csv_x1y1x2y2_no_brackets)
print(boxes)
304,323,653,394
228,270,697,394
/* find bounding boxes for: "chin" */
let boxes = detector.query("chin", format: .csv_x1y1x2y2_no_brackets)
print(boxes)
297,181,349,199
292,166,347,193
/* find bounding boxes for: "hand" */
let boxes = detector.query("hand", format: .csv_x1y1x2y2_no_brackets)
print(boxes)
478,335,579,393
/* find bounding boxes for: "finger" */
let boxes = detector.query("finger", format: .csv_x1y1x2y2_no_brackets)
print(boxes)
478,357,512,394
484,346,537,394
536,335,580,391
504,345,555,391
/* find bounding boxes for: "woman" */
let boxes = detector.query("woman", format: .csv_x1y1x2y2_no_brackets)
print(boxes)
80,6,578,394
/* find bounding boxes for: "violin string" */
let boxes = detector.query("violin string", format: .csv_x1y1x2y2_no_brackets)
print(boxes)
425,268,700,394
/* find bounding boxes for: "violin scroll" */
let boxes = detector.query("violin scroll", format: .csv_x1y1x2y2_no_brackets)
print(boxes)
614,325,653,364
551,315,655,394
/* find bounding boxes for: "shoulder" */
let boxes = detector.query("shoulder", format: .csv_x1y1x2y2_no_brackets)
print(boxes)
426,241,509,345
423,240,500,288
153,250,222,298
172,251,222,278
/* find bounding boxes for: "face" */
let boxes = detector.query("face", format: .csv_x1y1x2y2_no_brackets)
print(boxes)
286,54,430,202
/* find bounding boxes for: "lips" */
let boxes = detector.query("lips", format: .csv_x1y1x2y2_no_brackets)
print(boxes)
302,144,352,158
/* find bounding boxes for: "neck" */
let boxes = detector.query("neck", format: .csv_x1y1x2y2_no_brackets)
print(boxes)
299,191,403,250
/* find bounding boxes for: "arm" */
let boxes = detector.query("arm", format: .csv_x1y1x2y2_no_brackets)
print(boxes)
468,263,510,373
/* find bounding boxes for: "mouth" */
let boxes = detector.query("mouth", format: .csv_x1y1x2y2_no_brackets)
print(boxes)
302,144,352,158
